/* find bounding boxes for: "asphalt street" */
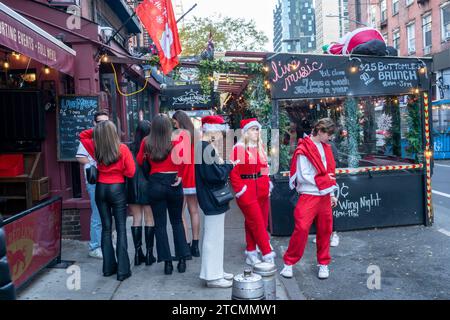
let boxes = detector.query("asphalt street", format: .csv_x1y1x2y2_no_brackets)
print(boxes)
270,160,450,300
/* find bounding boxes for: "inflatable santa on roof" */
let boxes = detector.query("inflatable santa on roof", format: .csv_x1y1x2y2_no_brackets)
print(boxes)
323,27,398,57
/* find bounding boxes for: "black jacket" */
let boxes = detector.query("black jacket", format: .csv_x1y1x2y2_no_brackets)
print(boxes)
0,215,16,300
195,141,233,215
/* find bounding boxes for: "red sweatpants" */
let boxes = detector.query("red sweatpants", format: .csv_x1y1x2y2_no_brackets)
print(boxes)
237,196,271,256
283,194,333,266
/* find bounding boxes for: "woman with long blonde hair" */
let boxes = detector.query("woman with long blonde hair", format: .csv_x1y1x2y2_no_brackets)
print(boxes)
229,118,275,266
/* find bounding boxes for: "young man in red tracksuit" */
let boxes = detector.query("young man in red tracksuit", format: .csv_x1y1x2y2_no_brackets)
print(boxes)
280,118,338,280
230,118,275,266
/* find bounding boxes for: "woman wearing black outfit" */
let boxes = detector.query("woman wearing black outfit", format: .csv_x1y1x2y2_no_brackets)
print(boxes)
127,120,156,266
137,114,191,275
195,115,236,288
80,121,135,281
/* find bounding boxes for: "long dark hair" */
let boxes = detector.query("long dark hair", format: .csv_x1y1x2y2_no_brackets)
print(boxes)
133,120,151,155
145,114,173,162
93,120,120,166
172,110,195,145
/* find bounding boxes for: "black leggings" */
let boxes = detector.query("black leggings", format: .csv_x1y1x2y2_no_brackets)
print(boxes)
148,173,190,262
95,183,130,277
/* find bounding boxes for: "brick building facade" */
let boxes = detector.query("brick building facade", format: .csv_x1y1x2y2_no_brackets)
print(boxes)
348,0,450,101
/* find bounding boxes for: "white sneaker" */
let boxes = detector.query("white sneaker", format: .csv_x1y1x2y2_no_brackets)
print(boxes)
262,251,276,264
318,264,329,279
313,233,339,247
280,264,293,278
206,278,233,288
245,250,262,266
330,232,339,247
223,272,234,280
89,248,103,259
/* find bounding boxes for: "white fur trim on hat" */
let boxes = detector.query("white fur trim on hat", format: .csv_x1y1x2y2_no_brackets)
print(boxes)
242,120,262,133
202,123,229,132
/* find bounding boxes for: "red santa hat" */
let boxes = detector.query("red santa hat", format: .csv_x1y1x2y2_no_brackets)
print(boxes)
201,115,229,132
240,118,262,133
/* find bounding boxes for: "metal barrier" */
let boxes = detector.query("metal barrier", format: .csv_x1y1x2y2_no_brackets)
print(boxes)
2,197,62,289
433,130,450,159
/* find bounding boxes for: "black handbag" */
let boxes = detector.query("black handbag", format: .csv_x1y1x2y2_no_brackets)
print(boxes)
86,165,97,185
211,182,234,206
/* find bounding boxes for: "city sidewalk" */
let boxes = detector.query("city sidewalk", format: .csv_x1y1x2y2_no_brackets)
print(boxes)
271,201,450,300
16,200,289,300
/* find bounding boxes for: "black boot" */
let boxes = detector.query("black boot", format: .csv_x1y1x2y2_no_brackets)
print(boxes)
131,226,145,266
177,258,186,273
190,240,200,257
164,261,173,275
144,226,157,266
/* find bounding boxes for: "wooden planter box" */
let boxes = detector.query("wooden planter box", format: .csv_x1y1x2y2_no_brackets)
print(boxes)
32,177,49,201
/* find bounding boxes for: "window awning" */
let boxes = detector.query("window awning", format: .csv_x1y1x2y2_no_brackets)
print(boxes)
0,2,76,76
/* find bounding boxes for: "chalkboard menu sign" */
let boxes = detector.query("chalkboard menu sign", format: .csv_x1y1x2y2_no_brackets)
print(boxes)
57,95,98,161
267,54,432,100
270,172,425,236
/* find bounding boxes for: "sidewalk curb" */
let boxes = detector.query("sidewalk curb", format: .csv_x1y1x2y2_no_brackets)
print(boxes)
274,244,306,300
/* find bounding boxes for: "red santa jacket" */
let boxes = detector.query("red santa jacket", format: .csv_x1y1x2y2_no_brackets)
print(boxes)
289,136,336,192
79,128,135,184
230,143,271,205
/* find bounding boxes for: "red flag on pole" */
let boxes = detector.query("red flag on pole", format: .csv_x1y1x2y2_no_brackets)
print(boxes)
136,0,182,74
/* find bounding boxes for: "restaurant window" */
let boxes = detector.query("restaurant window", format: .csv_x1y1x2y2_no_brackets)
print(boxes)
393,29,400,50
370,5,377,27
126,81,139,141
279,94,424,172
380,0,387,22
407,23,416,54
441,3,450,41
392,0,399,16
422,14,432,54
0,68,37,89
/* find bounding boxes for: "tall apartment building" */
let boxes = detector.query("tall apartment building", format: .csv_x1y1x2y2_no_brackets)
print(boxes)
315,0,350,53
273,0,316,53
348,0,450,102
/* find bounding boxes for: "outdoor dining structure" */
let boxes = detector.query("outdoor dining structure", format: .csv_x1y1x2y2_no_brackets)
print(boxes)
266,53,434,235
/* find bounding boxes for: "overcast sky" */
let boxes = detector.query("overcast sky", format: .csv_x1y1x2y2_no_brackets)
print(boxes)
177,0,279,51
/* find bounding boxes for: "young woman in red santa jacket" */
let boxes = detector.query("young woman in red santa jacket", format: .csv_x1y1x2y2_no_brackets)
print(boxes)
172,110,201,258
79,120,136,281
230,118,276,266
136,114,191,275
280,118,338,280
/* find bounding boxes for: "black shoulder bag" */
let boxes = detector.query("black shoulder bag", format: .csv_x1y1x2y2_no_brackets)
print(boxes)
211,181,234,206
86,165,98,184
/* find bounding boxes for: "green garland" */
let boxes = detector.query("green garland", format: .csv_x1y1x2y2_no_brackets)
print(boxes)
384,97,401,156
197,59,265,93
344,97,361,168
405,95,423,160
